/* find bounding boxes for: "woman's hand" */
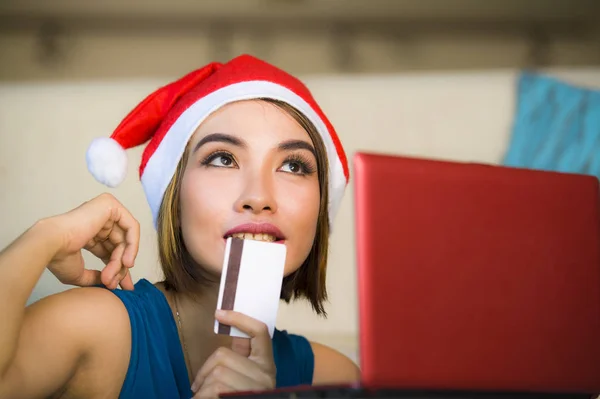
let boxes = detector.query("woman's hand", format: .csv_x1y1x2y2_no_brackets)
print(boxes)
46,193,140,290
191,310,276,398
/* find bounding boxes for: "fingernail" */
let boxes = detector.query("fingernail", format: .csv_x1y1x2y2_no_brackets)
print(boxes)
215,309,226,317
190,382,197,392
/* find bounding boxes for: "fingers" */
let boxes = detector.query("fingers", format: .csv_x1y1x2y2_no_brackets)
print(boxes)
101,244,126,289
104,264,131,291
83,193,140,269
77,194,138,290
192,347,248,391
85,231,134,290
104,221,136,290
111,202,140,268
74,268,103,287
193,377,236,399
85,220,133,266
190,313,276,396
192,347,275,393
47,193,139,291
231,337,251,357
193,366,264,398
95,216,116,243
215,310,273,359
119,269,134,291
85,241,111,264
97,197,139,269
72,193,118,234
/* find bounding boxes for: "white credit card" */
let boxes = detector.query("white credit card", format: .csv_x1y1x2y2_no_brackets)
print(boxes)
214,237,287,338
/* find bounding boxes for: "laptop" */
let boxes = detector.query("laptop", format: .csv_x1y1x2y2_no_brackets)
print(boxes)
228,152,600,398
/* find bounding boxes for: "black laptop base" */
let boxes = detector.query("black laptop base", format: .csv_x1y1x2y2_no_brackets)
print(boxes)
226,386,596,399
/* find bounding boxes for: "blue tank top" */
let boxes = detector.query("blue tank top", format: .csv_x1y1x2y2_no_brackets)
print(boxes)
109,278,314,399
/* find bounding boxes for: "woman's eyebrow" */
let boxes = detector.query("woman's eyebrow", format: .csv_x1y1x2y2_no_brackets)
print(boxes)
278,139,316,158
192,133,247,153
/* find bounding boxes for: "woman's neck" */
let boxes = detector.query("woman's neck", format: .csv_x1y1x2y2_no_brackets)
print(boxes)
171,277,221,328
160,279,233,382
181,285,218,318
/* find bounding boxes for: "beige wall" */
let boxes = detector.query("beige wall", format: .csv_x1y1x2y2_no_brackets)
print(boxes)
2,68,600,362
2,30,600,81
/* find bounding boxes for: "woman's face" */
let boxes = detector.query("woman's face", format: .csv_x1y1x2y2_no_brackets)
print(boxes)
179,100,321,277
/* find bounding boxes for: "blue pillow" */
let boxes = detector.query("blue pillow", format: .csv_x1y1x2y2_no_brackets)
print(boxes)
503,72,600,178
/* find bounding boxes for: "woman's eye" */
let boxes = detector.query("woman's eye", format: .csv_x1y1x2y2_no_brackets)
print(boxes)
281,161,303,174
206,153,236,168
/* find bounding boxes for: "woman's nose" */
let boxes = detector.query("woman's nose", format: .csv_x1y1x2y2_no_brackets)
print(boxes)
234,175,278,215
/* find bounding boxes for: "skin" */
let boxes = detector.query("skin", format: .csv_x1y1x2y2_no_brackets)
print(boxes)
0,100,359,399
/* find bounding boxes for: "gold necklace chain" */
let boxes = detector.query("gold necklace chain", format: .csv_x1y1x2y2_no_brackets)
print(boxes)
173,293,193,379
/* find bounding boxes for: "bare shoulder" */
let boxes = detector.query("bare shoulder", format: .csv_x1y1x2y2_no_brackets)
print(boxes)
4,286,131,399
24,285,131,353
26,285,130,326
310,341,361,385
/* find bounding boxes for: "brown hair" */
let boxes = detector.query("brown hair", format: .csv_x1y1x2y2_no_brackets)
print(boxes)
157,99,331,316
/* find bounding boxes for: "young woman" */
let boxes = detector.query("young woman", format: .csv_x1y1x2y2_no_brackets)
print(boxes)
0,54,359,399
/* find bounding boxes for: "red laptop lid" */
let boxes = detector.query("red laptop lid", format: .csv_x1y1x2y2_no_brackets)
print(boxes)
354,152,600,394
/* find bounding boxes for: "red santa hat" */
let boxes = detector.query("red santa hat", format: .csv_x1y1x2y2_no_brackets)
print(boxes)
86,54,349,226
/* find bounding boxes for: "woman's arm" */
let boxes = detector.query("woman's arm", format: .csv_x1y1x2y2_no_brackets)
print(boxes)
0,219,63,380
0,220,130,399
310,341,361,385
0,193,140,398
2,284,131,399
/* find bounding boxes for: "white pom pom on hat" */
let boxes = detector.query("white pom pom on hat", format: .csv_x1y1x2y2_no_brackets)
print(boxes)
85,54,350,227
86,137,128,188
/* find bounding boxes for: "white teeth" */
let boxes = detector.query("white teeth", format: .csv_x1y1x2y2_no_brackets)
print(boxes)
229,233,277,242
